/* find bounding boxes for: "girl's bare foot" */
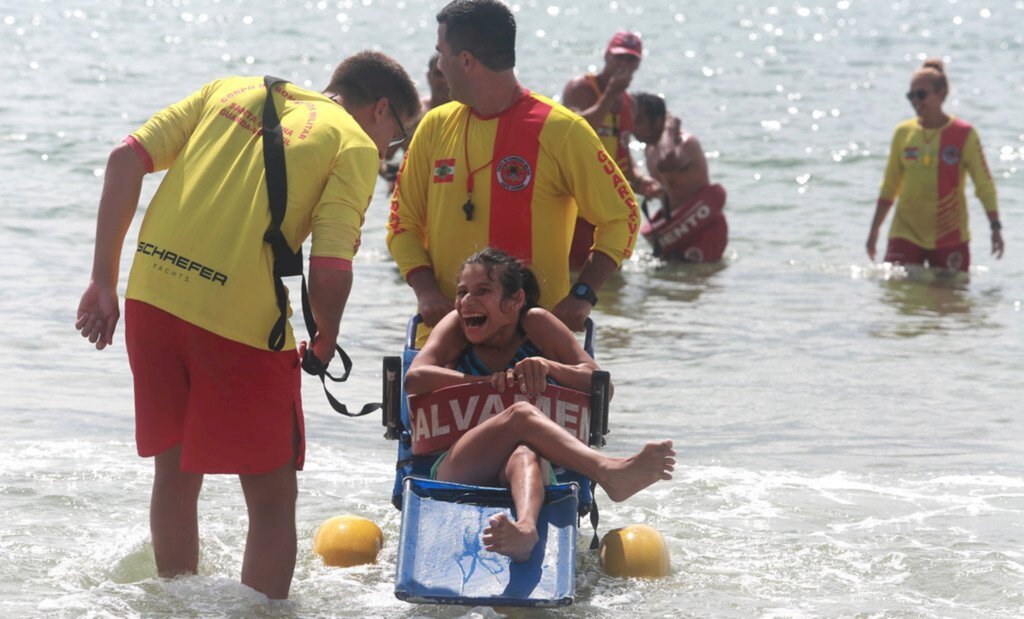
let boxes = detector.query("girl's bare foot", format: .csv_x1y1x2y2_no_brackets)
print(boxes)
600,440,675,502
482,512,539,563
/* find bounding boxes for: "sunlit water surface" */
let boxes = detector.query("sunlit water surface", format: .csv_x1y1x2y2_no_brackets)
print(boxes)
2,0,1022,617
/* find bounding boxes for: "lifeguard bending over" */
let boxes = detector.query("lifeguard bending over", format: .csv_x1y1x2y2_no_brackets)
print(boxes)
404,248,675,562
632,92,729,262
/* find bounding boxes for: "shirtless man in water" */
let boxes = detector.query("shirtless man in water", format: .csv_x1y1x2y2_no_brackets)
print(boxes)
632,91,728,261
632,91,708,203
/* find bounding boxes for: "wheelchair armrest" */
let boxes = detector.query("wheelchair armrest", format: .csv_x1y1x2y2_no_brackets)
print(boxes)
382,356,403,439
583,317,595,359
588,370,610,447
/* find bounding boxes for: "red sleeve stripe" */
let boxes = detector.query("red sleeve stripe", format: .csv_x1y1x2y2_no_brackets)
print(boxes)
123,135,154,173
404,264,432,281
309,256,353,271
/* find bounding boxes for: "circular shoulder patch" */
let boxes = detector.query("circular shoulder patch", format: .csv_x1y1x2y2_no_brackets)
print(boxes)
496,156,532,192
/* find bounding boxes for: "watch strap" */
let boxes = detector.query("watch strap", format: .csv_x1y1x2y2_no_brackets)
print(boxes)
571,283,598,306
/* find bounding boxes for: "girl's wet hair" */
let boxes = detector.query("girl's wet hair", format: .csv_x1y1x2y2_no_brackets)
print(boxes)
462,247,539,313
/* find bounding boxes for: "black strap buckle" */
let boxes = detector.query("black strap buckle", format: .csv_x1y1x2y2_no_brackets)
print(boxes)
301,343,381,418
639,196,663,257
588,479,601,550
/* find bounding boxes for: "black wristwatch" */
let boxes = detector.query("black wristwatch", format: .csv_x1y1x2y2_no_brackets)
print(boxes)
570,282,598,306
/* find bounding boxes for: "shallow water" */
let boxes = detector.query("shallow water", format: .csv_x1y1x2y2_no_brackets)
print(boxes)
2,0,1023,617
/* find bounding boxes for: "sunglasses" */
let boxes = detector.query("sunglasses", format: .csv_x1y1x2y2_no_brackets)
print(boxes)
387,103,409,149
905,89,930,102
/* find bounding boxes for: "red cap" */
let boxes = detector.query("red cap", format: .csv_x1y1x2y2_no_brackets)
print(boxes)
607,31,643,58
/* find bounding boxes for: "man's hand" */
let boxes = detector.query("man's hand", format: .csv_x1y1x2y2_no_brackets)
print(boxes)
75,281,119,350
299,335,336,377
418,288,455,327
552,295,592,332
606,66,635,97
407,268,454,327
75,143,147,351
301,334,336,366
635,175,662,199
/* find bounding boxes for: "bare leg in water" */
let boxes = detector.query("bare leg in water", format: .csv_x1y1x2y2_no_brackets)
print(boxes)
435,402,675,561
239,460,297,599
150,446,297,598
151,445,203,578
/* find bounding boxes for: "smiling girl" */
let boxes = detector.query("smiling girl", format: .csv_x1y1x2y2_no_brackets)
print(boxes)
404,247,675,562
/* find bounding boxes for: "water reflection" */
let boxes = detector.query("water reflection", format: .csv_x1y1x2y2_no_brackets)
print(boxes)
872,267,994,338
565,253,731,359
605,253,728,314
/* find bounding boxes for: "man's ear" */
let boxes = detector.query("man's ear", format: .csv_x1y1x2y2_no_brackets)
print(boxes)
459,50,475,73
373,97,389,123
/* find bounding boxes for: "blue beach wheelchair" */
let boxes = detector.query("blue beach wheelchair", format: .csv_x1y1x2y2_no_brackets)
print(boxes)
380,315,610,607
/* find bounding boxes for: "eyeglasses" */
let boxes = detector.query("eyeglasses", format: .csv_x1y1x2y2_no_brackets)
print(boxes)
905,89,930,102
387,103,409,149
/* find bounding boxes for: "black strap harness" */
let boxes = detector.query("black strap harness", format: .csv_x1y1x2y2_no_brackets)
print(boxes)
639,194,669,258
261,75,379,418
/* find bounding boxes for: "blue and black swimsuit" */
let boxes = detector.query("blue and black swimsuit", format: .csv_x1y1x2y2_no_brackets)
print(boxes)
453,337,545,376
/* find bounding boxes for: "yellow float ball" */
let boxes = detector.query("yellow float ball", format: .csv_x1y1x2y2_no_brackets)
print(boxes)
599,524,670,578
313,515,384,568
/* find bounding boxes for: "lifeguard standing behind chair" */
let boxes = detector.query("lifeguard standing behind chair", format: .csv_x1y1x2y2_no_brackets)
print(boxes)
386,0,640,347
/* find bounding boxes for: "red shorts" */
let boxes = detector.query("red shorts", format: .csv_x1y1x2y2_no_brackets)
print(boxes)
124,300,305,474
884,238,970,272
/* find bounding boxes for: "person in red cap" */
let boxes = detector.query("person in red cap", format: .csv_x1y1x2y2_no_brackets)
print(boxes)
562,31,660,268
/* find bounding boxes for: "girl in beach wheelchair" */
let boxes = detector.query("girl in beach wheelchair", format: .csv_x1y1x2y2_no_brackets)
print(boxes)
380,248,674,606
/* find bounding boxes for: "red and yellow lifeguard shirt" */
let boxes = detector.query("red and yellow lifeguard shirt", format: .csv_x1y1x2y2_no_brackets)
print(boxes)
584,74,634,171
879,116,998,249
386,89,639,311
125,77,380,350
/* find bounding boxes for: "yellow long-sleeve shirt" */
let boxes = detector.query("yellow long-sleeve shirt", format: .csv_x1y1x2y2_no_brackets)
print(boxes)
386,89,639,312
879,116,998,249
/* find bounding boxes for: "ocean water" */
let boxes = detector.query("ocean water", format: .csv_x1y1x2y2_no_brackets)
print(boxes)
2,0,1022,617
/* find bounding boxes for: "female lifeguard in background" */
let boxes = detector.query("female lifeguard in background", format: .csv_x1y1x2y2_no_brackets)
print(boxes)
866,58,1004,271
